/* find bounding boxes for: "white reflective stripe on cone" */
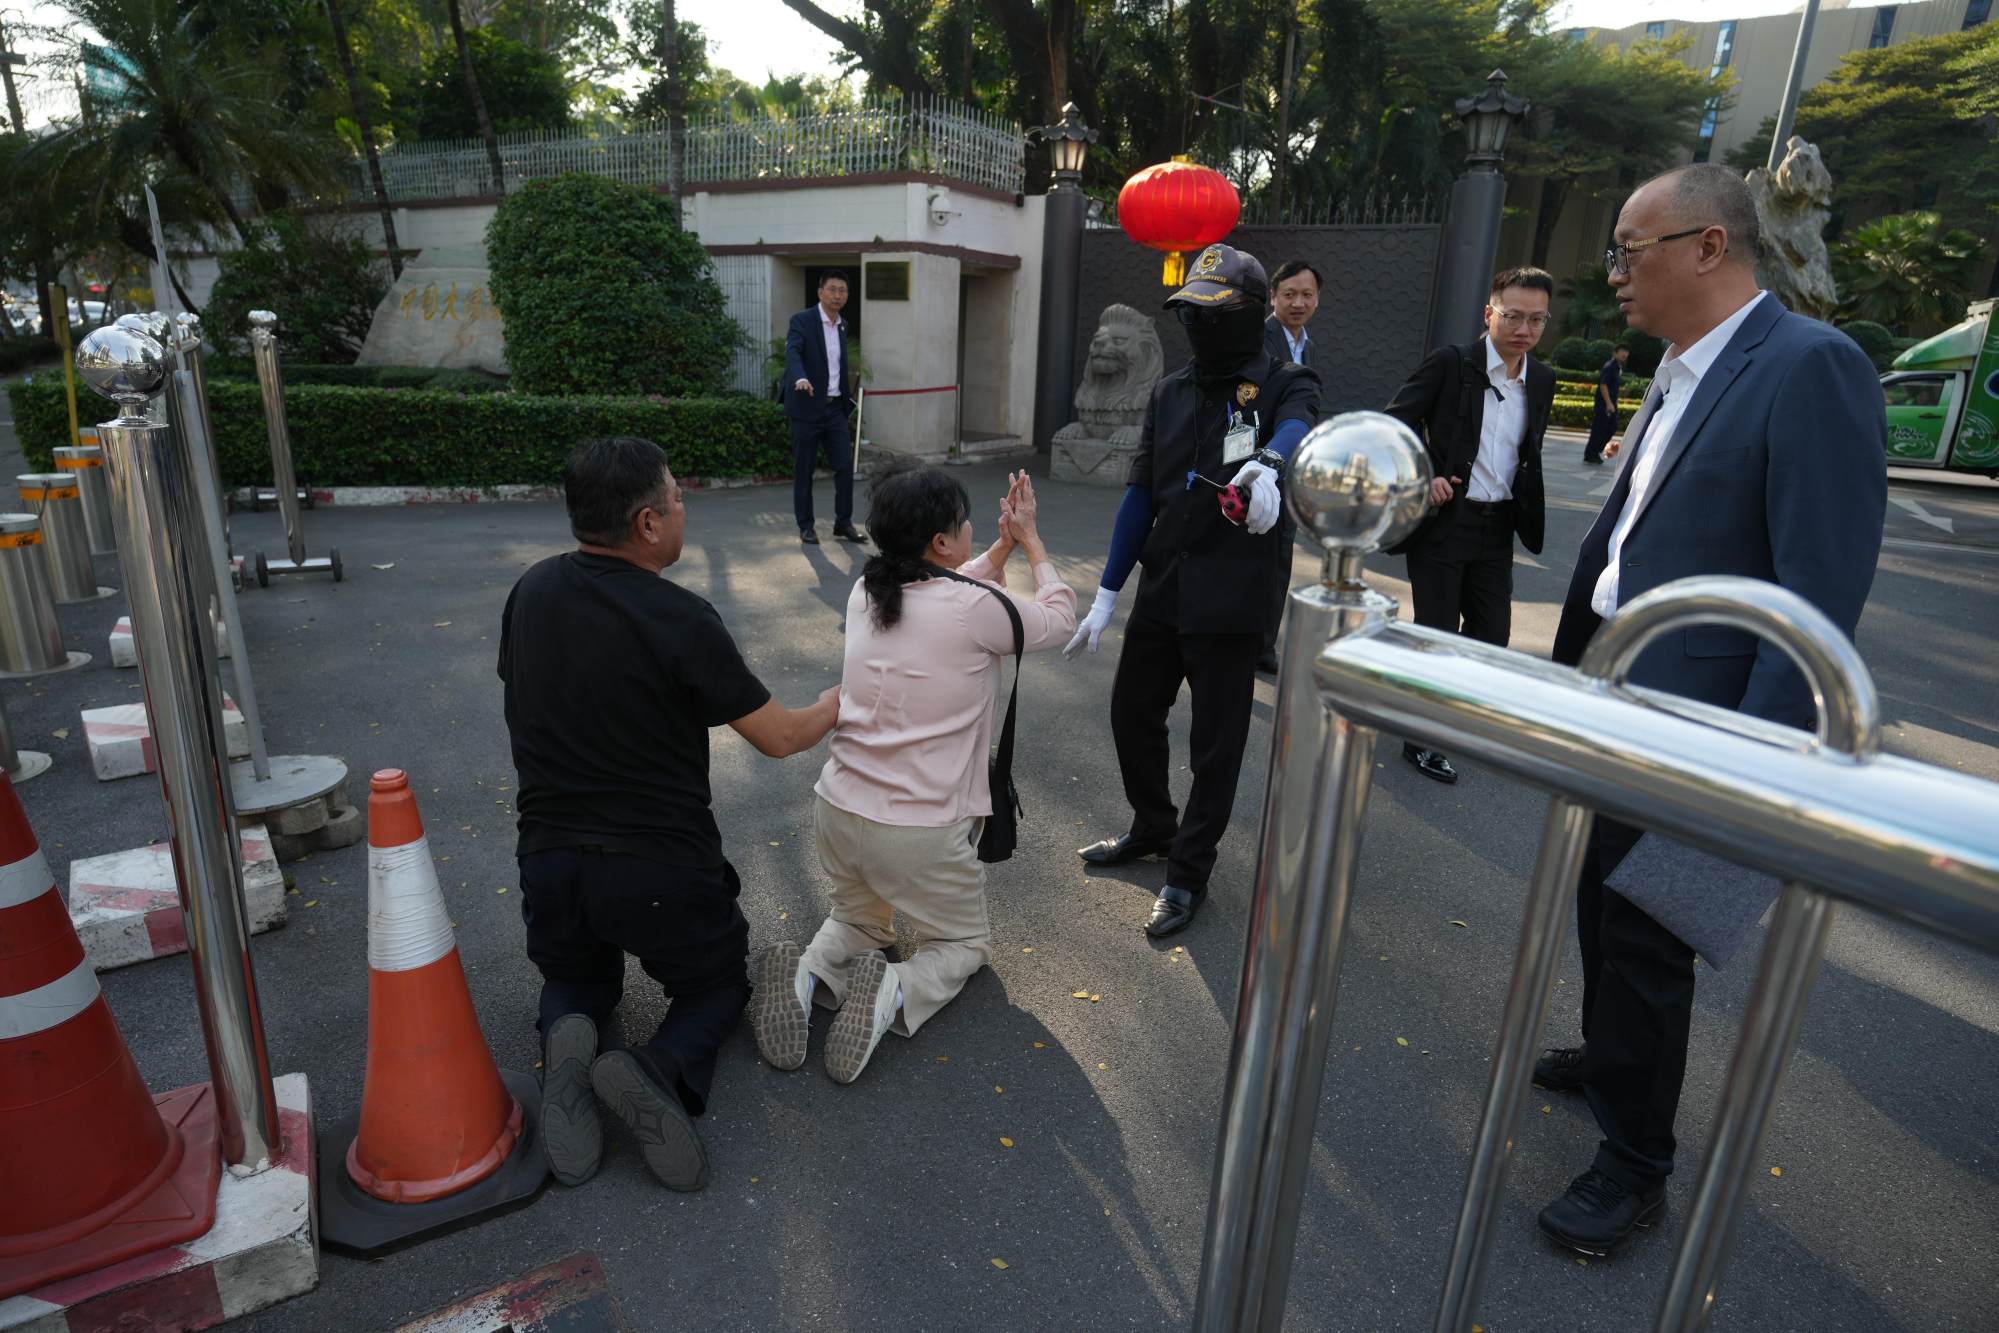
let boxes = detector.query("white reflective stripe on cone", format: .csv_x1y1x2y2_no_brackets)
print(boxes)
0,848,55,910
0,956,100,1039
367,835,456,973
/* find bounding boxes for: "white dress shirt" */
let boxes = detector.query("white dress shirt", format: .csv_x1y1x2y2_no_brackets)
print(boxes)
1467,337,1525,502
820,306,843,399
1283,324,1309,363
1590,290,1768,617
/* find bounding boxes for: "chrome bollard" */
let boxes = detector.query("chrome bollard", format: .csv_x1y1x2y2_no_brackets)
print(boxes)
1193,413,1432,1332
77,324,282,1172
174,312,230,560
0,514,88,677
246,311,340,586
53,445,117,556
17,471,112,603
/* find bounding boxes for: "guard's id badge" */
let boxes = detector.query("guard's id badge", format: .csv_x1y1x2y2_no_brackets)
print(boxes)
1222,409,1259,465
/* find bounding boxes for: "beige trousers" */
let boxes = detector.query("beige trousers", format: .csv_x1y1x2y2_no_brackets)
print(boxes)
802,795,992,1037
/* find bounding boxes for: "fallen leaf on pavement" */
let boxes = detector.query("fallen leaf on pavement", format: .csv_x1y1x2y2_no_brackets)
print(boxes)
1542,1105,1552,1115
1089,994,1101,1003
433,621,452,628
1032,1042,1046,1049
990,1259,1009,1270
50,727,68,740
1021,947,1034,953
497,887,508,894
1395,1037,1409,1047
936,1056,949,1063
994,1086,1003,1094
371,562,396,570
1449,919,1469,929
1097,1062,1107,1070
1770,1166,1782,1177
999,1137,1014,1148
303,899,317,908
1072,990,1090,999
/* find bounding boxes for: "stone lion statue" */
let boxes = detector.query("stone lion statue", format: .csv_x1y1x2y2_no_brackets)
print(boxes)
1746,136,1838,322
1053,304,1165,448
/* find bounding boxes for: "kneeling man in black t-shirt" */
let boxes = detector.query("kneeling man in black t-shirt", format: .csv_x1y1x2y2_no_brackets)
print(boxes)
500,436,839,1192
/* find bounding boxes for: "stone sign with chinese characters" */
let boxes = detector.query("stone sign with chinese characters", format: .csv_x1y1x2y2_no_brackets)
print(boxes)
356,247,507,375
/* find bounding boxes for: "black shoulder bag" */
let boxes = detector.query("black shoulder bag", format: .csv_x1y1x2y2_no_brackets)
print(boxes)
928,566,1023,863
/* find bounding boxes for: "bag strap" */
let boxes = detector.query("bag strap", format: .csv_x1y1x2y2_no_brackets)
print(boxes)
927,565,1023,787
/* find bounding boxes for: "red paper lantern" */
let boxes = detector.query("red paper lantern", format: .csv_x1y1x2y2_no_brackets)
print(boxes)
1118,156,1241,287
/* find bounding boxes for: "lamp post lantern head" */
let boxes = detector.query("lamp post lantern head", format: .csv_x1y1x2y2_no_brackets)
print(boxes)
1036,102,1097,184
76,326,169,417
1456,70,1530,170
1287,412,1433,557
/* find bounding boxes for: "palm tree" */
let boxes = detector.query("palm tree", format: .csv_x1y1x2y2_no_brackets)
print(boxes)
446,0,506,196
1833,211,1988,333
20,0,341,305
324,0,403,280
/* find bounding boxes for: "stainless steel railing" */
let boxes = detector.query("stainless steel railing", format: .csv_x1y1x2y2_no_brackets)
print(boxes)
1193,413,1999,1332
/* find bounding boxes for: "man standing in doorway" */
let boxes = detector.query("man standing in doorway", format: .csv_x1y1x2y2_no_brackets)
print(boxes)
1383,266,1556,784
784,271,867,546
1258,259,1323,675
1582,343,1631,465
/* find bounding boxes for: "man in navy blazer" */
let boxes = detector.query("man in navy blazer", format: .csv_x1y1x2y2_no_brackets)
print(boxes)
1533,165,1886,1257
783,271,866,545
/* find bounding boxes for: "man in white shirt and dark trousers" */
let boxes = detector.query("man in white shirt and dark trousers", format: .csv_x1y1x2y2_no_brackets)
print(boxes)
1533,164,1885,1258
783,271,867,546
1382,266,1556,783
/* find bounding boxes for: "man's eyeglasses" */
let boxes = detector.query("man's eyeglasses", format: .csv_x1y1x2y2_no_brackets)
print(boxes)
1604,227,1709,276
1492,308,1550,331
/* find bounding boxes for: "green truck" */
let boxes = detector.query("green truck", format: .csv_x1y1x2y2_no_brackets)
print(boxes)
1880,297,1999,476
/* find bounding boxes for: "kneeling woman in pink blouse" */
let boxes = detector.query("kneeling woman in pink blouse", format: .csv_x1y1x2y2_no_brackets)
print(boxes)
752,465,1075,1083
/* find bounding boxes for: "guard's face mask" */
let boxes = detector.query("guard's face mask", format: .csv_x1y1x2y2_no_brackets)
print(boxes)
1177,303,1267,378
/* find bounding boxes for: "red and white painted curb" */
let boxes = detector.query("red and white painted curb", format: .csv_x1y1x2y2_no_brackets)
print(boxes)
0,1073,318,1333
81,696,247,781
110,616,229,669
395,1253,623,1331
67,826,284,972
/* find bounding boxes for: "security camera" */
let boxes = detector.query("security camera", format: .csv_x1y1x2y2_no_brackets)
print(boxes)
928,188,961,227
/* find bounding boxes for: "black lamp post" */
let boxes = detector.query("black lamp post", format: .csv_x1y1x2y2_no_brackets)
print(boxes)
1031,103,1098,453
1427,70,1530,352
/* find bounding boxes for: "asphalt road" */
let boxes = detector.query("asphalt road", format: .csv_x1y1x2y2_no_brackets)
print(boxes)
3,395,1994,1332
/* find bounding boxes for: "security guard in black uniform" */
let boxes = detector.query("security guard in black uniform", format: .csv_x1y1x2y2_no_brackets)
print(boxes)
1065,244,1321,938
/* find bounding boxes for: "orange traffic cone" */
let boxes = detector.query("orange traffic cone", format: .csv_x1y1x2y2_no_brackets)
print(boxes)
0,771,220,1300
317,769,547,1253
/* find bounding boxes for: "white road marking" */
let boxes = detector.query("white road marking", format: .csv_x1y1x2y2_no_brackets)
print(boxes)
1890,496,1955,533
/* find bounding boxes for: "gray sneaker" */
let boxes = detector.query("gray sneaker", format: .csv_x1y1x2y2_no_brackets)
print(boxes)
540,1014,602,1187
590,1048,708,1191
824,953,901,1085
753,941,813,1071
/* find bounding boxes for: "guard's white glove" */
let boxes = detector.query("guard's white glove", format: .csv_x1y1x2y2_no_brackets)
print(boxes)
1229,459,1282,535
1063,586,1120,659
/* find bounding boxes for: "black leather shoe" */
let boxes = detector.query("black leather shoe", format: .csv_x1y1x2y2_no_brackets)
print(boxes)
1538,1169,1664,1257
1404,747,1458,784
1582,455,1603,466
1533,1044,1587,1093
800,527,820,545
1145,885,1202,938
1256,650,1280,676
833,524,869,544
1078,833,1173,866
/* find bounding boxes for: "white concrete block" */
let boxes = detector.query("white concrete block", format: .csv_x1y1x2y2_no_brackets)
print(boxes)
68,824,285,972
82,694,246,781
110,614,230,668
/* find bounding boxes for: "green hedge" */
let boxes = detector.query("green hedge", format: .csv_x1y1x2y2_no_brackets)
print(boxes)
0,337,58,375
1550,395,1639,431
201,358,508,393
1554,367,1651,398
5,374,789,486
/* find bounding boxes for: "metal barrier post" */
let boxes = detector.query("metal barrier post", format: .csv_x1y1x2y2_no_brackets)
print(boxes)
174,312,230,560
54,444,117,555
17,471,111,603
1194,414,1433,1332
77,324,282,1172
0,686,53,782
246,312,340,586
0,514,86,677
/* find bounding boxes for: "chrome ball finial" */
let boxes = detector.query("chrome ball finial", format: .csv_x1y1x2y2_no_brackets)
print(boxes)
114,311,173,344
172,310,203,351
247,309,277,349
76,326,169,413
1286,411,1433,554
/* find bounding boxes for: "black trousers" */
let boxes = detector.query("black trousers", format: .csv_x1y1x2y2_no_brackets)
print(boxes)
1109,613,1261,892
1262,513,1296,659
1576,817,1696,1190
1583,409,1618,462
519,847,752,1117
789,404,854,531
1403,503,1516,758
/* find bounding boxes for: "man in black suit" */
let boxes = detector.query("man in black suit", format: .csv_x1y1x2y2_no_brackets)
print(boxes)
1257,260,1322,674
783,271,866,546
1383,265,1556,784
